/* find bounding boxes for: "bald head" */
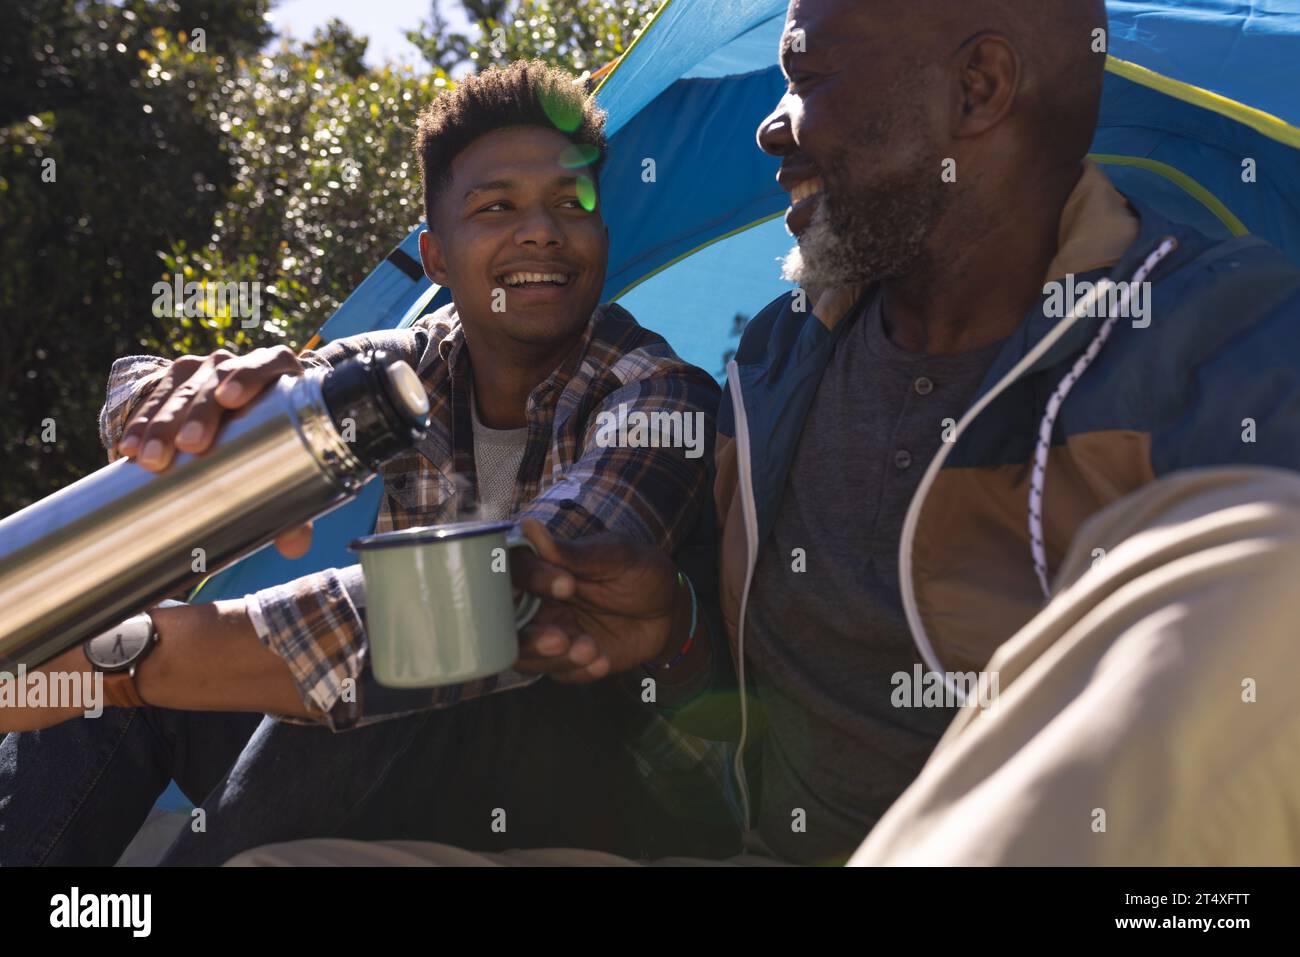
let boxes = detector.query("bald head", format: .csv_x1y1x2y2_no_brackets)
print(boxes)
903,0,1107,160
785,0,1109,161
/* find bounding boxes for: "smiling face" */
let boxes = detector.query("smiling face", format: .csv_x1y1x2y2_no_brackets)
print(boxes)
420,125,607,354
757,0,955,288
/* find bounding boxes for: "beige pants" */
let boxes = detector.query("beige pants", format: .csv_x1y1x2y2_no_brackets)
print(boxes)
853,465,1300,865
228,467,1300,867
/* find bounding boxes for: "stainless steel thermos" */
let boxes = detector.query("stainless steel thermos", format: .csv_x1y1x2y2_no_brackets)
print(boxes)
0,350,431,670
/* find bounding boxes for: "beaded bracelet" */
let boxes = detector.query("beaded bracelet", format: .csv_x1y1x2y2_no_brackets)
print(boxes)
643,571,698,672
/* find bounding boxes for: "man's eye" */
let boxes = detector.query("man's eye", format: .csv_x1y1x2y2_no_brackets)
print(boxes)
559,197,584,209
478,201,510,213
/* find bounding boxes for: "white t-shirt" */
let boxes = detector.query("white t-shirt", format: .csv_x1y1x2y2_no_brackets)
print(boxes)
469,396,528,522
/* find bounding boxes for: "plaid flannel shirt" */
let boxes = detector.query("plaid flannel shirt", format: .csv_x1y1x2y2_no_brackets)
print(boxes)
98,303,735,823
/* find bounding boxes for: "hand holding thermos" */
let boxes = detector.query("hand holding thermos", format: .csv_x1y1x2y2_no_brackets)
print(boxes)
116,345,316,558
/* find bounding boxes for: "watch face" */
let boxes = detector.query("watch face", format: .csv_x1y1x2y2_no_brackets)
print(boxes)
85,615,155,672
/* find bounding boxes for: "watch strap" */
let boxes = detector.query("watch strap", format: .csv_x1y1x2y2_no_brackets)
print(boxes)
102,669,147,708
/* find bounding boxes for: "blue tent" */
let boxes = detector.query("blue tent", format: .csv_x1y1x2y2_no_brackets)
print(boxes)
192,0,1300,605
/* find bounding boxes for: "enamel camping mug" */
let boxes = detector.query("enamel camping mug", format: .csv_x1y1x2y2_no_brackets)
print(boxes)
349,520,541,687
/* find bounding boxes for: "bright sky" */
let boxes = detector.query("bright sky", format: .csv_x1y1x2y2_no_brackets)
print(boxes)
268,0,473,67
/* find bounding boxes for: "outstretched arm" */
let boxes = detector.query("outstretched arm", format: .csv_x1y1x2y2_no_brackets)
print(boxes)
0,599,316,733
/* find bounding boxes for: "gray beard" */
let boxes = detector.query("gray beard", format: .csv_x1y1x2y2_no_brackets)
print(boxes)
780,203,870,288
781,156,951,290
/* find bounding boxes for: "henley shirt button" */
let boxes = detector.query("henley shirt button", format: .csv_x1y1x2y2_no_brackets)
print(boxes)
914,376,934,396
894,449,913,470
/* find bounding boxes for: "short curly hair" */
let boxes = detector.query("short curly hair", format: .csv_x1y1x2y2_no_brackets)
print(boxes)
415,60,608,224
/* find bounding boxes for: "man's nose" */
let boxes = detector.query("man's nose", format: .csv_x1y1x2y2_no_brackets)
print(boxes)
515,205,563,247
757,96,797,157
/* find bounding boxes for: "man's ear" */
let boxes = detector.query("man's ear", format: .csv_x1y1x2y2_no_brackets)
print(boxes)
952,32,1020,139
419,228,450,286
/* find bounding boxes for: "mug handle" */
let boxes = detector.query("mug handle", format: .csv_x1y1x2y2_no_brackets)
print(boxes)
505,533,541,628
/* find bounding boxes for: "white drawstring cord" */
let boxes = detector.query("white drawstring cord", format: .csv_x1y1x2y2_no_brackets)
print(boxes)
1028,238,1178,597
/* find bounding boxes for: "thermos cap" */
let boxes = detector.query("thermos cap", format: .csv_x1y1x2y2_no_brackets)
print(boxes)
384,361,430,420
320,350,432,470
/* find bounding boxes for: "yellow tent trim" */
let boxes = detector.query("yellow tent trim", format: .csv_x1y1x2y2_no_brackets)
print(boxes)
1105,56,1300,151
1089,152,1250,236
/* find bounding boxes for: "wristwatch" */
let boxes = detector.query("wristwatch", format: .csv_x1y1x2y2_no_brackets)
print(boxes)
83,612,161,708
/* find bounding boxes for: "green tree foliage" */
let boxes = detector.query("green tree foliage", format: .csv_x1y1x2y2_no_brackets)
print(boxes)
1,0,272,511
155,35,446,356
1,0,656,513
408,0,658,77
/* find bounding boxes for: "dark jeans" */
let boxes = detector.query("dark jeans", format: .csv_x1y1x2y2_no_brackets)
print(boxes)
0,679,737,866
0,707,262,866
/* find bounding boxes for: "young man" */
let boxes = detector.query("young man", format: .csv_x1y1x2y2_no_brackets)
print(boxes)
238,0,1300,866
0,61,735,865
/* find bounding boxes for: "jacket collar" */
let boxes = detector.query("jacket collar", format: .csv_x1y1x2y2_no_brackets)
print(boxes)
1012,193,1199,382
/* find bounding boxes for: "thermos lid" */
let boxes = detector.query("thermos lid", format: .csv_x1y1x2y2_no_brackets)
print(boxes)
385,361,430,420
321,350,432,469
